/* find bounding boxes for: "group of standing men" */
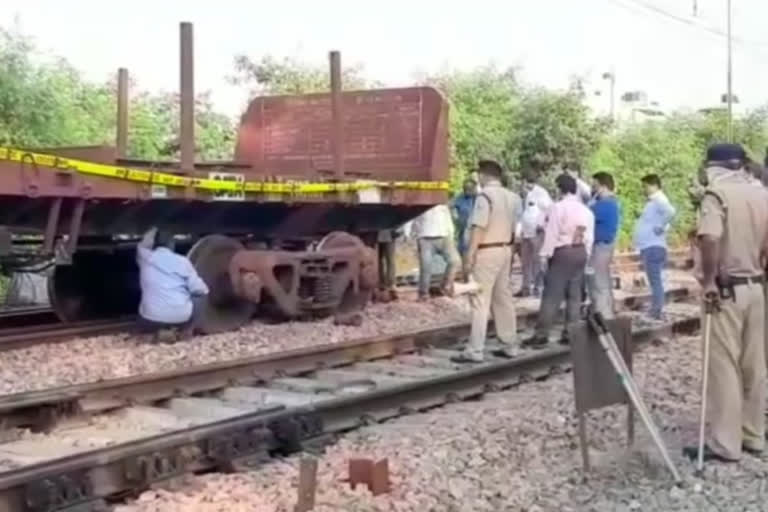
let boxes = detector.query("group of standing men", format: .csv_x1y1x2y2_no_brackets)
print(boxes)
426,143,768,467
408,157,677,364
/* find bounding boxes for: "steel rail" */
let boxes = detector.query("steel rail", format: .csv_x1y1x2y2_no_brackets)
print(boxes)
0,299,699,512
0,318,136,352
0,287,691,433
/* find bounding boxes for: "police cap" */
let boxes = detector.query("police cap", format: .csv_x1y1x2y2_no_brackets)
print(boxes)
706,143,746,163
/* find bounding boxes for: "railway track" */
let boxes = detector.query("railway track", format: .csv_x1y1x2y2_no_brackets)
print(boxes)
397,249,692,286
0,250,692,354
0,287,697,511
0,318,136,353
0,306,56,330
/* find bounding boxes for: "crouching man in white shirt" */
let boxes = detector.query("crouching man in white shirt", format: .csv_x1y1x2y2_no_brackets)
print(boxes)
136,227,209,342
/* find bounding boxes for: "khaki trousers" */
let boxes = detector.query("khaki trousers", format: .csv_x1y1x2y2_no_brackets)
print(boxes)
466,246,517,358
707,282,766,459
764,283,768,370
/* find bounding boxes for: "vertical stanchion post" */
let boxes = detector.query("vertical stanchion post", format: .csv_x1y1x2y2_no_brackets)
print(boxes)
116,68,129,158
294,457,318,512
180,22,195,172
329,50,344,178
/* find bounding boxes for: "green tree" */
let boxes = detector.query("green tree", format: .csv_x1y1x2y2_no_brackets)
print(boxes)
0,27,114,147
0,26,234,161
591,118,700,248
510,86,608,172
229,54,373,95
128,91,235,161
424,66,520,190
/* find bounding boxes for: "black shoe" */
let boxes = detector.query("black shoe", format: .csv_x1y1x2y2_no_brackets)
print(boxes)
558,333,570,346
521,336,549,349
682,445,737,463
514,289,531,298
491,348,520,359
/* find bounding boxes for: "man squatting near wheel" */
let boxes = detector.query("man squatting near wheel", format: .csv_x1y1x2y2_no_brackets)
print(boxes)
452,159,522,363
136,227,209,343
682,143,768,463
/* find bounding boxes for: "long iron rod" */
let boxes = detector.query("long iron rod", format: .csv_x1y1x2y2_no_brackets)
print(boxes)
697,311,713,473
592,321,682,482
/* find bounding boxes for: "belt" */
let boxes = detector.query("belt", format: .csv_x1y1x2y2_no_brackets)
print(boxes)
595,240,614,245
478,242,512,250
729,275,765,285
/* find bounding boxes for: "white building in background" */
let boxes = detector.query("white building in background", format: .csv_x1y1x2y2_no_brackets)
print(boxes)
615,90,666,123
697,93,746,119
588,85,667,124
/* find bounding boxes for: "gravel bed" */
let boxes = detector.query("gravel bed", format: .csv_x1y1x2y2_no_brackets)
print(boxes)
0,298,472,395
114,329,766,512
0,270,694,396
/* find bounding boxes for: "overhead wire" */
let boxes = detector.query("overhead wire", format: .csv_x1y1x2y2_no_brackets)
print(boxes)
606,0,768,58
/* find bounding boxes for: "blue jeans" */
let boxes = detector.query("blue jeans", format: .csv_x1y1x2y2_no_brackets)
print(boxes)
641,246,667,318
418,237,460,296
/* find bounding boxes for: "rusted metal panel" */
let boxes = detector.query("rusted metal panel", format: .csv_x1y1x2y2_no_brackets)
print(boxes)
0,84,448,240
234,87,449,181
570,316,632,412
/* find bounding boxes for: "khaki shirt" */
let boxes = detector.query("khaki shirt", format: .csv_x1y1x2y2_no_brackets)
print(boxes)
470,180,523,245
697,170,768,277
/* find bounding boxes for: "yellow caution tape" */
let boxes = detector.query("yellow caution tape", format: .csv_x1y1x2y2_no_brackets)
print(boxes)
0,147,449,194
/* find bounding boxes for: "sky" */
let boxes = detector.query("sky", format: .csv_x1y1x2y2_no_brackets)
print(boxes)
4,0,768,118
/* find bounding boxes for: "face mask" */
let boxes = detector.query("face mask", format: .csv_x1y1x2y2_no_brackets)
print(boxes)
697,166,708,187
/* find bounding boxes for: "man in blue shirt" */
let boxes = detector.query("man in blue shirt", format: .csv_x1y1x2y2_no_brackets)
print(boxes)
451,177,477,268
137,227,209,341
588,172,621,318
633,174,676,320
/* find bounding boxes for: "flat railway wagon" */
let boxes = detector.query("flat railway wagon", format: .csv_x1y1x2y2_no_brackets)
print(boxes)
0,22,450,334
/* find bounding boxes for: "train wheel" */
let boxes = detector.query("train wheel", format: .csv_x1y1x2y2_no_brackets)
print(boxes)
49,249,140,322
315,231,374,314
187,235,256,334
316,231,364,251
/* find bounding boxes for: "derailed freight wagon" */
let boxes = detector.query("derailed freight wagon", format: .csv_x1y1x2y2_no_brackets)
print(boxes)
0,23,450,334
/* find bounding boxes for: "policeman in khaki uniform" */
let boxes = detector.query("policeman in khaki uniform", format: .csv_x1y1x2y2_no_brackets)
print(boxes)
453,159,523,363
682,143,768,463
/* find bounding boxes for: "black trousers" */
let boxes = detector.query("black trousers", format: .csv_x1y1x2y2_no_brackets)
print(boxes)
535,245,587,338
378,241,396,290
137,296,204,336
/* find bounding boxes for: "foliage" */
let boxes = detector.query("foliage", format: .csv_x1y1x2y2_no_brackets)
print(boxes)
0,26,234,161
590,119,700,248
423,66,520,190
590,111,768,248
229,54,374,96
127,91,235,161
511,86,609,173
0,27,114,147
